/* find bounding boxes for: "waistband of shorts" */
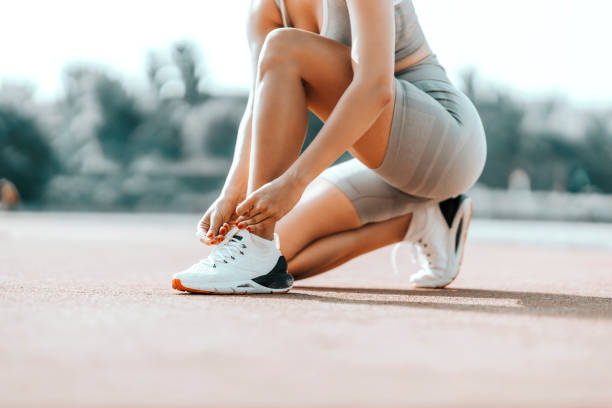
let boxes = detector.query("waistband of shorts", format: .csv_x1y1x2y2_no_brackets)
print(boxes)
394,53,451,83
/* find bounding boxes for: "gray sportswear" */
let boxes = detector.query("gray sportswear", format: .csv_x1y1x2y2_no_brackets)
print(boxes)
276,0,487,225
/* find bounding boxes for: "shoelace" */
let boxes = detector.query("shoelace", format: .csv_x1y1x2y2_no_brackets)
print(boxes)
390,240,432,276
200,233,247,268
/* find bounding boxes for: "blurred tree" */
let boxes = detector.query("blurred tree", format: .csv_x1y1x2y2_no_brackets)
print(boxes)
459,70,612,193
0,105,59,200
580,116,612,193
131,102,183,160
203,113,240,157
172,41,209,105
471,91,525,189
568,167,592,193
517,130,577,190
94,73,144,164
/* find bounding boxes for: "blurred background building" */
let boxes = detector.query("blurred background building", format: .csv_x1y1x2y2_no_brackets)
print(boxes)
1,0,611,220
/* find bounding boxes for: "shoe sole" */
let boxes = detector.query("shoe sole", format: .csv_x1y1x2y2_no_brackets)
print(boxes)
438,197,473,289
172,278,291,295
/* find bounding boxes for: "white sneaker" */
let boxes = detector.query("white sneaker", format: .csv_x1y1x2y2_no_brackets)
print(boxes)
172,227,294,294
391,195,473,288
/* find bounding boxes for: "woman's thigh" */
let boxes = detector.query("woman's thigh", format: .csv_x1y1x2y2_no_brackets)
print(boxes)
276,158,435,261
267,28,395,169
318,158,435,226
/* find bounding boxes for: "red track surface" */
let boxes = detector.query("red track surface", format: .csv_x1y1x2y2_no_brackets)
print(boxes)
1,213,612,407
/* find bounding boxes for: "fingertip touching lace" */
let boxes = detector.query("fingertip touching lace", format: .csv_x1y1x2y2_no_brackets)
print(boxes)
199,232,247,268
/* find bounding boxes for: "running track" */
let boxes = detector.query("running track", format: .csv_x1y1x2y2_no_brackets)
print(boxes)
1,213,611,407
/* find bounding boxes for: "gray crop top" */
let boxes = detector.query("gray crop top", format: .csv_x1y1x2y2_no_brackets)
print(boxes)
275,0,427,61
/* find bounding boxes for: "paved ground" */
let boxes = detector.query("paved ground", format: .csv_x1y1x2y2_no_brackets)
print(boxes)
1,212,612,408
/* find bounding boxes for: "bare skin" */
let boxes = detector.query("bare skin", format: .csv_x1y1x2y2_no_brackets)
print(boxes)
197,0,431,279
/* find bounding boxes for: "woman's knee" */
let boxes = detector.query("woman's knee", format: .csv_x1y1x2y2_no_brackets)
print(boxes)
257,28,304,79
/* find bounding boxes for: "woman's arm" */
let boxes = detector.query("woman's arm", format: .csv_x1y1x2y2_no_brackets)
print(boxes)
219,0,280,202
285,0,396,187
197,0,283,241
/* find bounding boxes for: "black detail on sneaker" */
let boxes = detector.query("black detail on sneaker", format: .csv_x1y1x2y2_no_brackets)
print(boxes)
252,256,294,290
233,235,243,241
455,217,464,253
237,283,253,288
439,194,468,228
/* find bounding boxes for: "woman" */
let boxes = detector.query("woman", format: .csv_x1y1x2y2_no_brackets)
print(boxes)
172,0,487,294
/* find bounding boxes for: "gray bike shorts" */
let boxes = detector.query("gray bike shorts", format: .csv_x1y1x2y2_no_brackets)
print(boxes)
318,53,487,226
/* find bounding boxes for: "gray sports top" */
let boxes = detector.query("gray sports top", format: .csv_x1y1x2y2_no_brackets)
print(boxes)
274,0,427,61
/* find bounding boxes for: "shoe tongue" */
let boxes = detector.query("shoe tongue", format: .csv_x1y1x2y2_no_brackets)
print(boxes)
246,231,278,252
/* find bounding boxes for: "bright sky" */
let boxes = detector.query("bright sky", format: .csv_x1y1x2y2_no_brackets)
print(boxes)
1,0,609,105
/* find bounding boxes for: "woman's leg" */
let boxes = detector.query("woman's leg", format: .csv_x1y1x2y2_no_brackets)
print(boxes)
276,177,412,280
287,212,413,280
248,28,395,240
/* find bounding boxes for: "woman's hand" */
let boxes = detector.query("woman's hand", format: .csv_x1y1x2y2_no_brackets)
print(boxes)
196,194,242,245
234,174,305,235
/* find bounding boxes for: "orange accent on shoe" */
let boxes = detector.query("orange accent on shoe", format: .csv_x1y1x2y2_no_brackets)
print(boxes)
171,278,290,295
218,236,224,242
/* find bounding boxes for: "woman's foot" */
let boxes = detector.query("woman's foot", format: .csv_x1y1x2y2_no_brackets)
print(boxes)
172,227,294,294
391,194,473,288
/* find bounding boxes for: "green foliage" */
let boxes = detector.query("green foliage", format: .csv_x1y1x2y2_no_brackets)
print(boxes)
474,93,525,188
0,105,58,200
131,104,183,160
203,113,240,158
580,117,612,192
172,41,209,105
2,51,612,209
464,70,612,193
94,73,144,164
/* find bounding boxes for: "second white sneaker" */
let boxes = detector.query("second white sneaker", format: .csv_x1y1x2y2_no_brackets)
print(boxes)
172,227,294,294
391,194,473,288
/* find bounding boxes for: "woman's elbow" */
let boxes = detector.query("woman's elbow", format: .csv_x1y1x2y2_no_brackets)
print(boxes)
377,84,394,108
355,77,394,109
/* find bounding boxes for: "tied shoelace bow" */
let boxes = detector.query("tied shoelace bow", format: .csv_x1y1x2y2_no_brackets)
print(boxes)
200,231,247,268
390,240,433,276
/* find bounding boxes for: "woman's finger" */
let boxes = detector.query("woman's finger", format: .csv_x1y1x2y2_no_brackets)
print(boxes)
200,238,217,246
235,210,264,226
243,216,274,235
207,211,224,238
235,195,256,217
196,213,211,238
237,212,269,228
219,222,231,235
